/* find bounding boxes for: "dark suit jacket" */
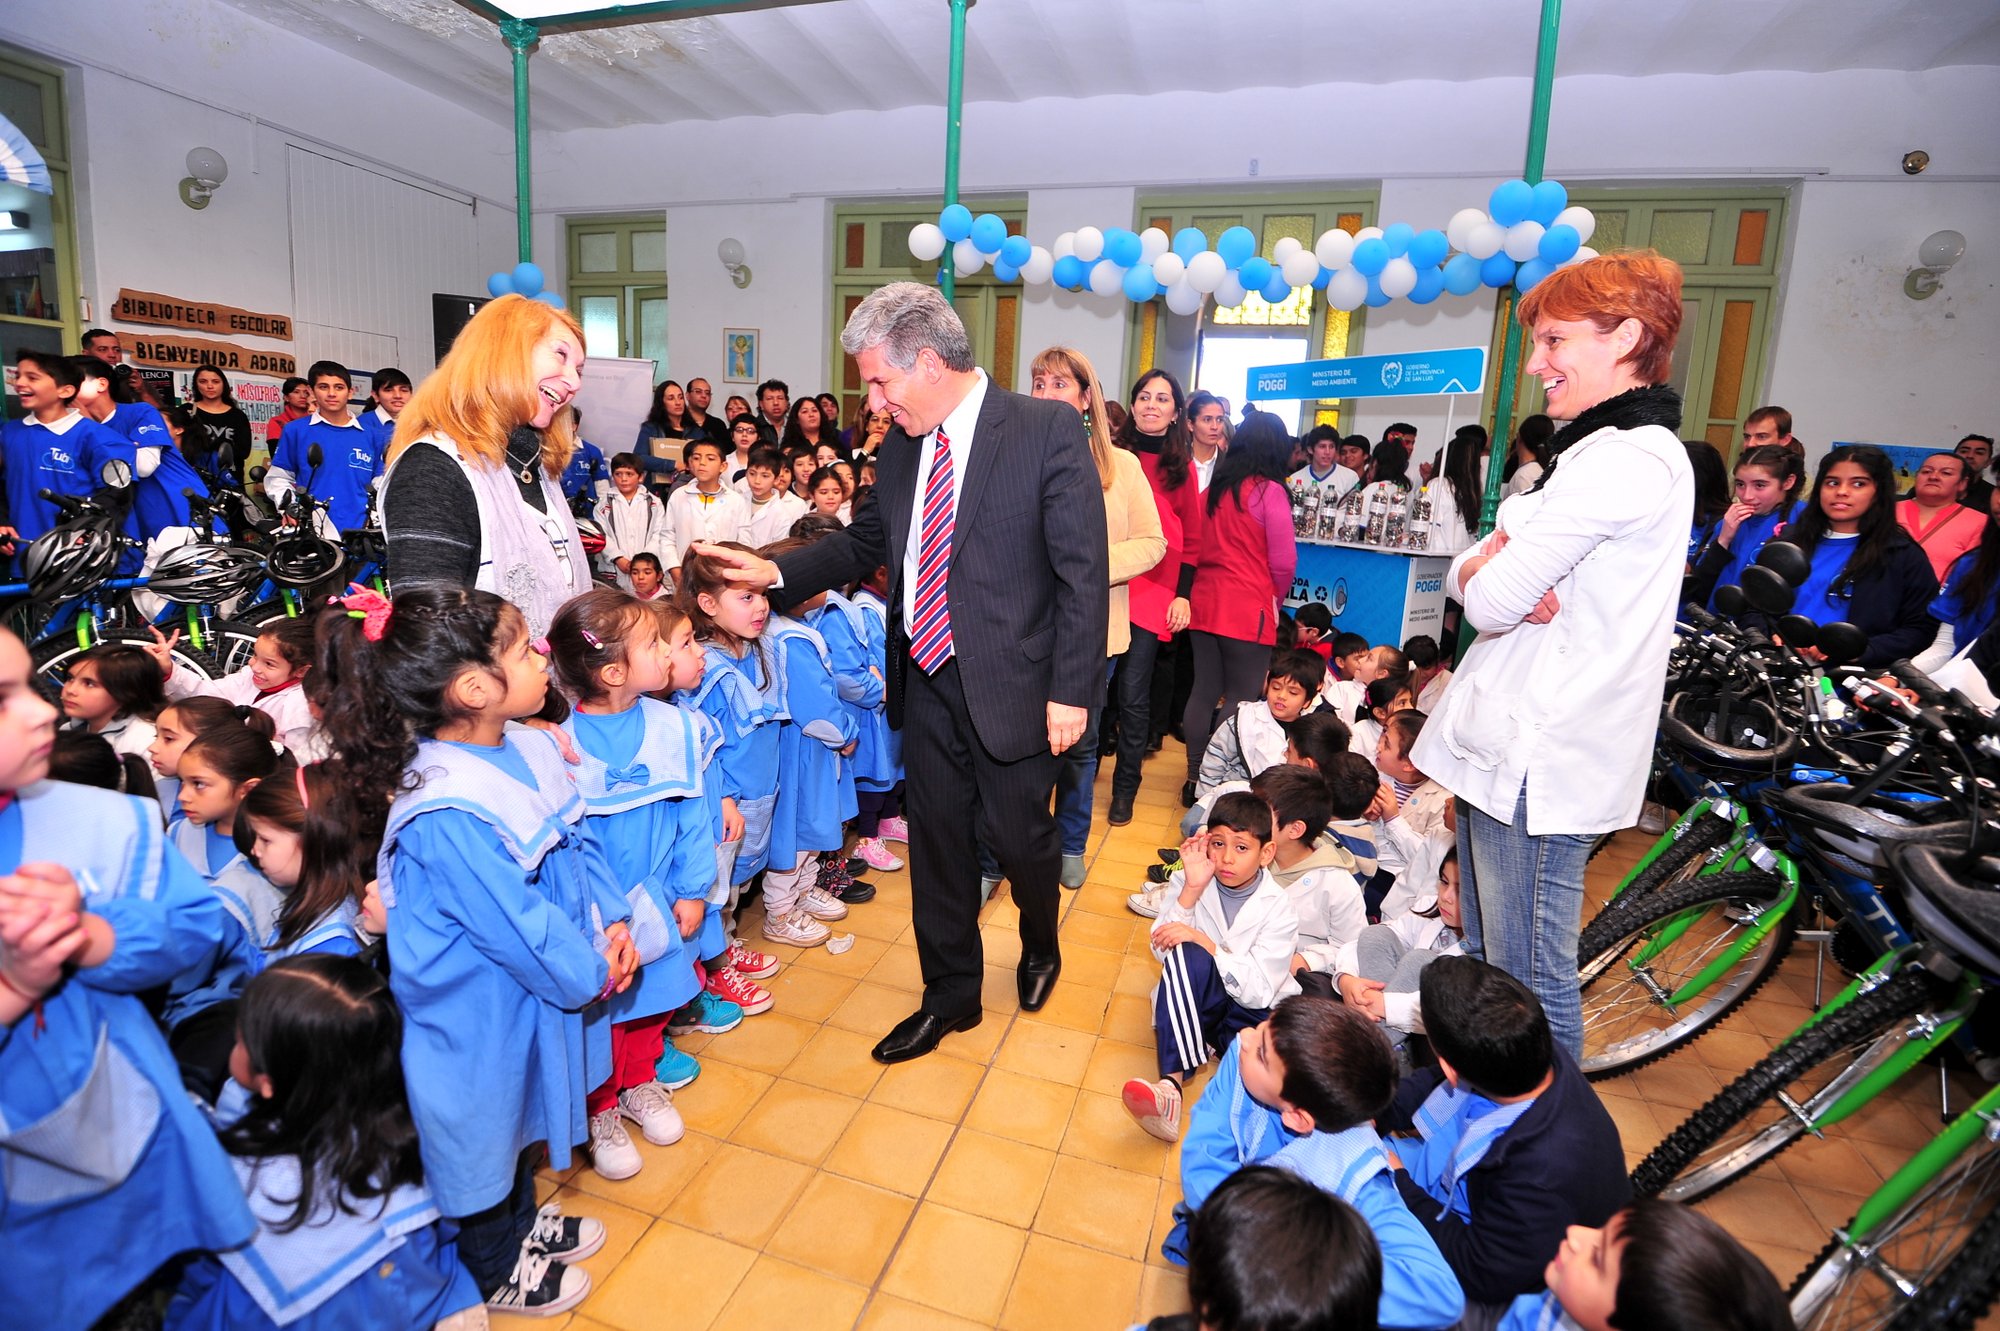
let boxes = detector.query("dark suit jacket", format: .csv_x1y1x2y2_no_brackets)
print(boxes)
772,381,1109,763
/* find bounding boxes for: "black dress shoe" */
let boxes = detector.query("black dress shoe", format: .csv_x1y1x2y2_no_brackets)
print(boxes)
839,878,877,904
871,1008,981,1064
1017,953,1062,1011
1107,796,1134,827
1180,780,1197,807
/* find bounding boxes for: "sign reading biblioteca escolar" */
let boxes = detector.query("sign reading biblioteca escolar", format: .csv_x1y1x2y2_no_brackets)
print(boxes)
114,289,294,340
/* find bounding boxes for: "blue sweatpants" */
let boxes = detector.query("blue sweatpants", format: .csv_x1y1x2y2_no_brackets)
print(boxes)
1153,941,1269,1079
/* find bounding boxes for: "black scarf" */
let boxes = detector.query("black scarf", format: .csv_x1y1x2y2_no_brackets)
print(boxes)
1530,383,1682,493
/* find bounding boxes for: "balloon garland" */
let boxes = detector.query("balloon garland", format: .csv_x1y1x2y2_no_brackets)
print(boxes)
484,261,567,308
907,180,1600,313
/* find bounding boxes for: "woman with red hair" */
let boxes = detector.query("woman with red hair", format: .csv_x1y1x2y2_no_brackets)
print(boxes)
1410,251,1691,1058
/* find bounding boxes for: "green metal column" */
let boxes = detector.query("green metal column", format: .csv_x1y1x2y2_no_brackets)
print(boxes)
938,0,968,301
501,18,539,265
1477,0,1564,537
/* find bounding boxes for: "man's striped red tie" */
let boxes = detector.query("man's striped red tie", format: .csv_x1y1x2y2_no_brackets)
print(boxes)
909,428,955,672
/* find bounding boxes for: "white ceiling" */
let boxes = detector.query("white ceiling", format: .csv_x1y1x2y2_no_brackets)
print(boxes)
206,0,2000,131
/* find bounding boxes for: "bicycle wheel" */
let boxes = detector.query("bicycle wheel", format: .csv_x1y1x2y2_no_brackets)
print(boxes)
1791,1128,2000,1330
1577,809,1737,935
29,627,218,699
1882,1202,2000,1331
1578,870,1792,1079
1632,966,1937,1203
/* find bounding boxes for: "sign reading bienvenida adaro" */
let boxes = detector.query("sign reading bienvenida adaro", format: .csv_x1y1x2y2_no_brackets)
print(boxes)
114,288,294,341
125,333,296,378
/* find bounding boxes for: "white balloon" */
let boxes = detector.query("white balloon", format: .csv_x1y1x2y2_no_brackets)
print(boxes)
908,223,946,263
1379,256,1418,299
1185,250,1228,294
953,238,984,272
1020,246,1055,284
1565,245,1599,267
1327,268,1368,311
1152,252,1187,287
1140,227,1171,263
1314,228,1355,270
1088,261,1125,297
1465,222,1505,260
1446,208,1488,252
954,257,983,280
1273,236,1304,263
1165,279,1204,316
1354,225,1384,242
1503,221,1546,263
1281,251,1320,287
1214,273,1248,308
1553,206,1596,245
1074,226,1105,262
1052,231,1077,260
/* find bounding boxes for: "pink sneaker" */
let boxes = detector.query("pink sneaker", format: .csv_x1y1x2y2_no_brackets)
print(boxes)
727,938,780,980
876,815,909,844
854,836,904,871
704,963,774,1015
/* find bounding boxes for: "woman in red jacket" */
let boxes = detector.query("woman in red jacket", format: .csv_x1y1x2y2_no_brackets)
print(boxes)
1177,412,1299,804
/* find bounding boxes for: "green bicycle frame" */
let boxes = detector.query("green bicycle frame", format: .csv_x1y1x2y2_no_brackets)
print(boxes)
1639,861,1801,1006
1847,1081,2000,1242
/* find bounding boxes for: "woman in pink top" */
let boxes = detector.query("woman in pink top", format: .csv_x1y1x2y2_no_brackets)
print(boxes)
1896,450,1985,581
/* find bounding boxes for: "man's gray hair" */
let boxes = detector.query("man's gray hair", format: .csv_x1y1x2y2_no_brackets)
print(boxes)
840,281,975,373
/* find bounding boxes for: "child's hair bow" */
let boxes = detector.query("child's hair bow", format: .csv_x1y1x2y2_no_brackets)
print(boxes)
339,583,394,643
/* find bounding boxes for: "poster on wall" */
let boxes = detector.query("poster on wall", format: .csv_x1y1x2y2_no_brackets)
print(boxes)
723,328,760,383
1841,442,1938,495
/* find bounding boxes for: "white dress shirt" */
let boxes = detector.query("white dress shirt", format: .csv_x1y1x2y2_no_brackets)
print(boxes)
901,370,987,629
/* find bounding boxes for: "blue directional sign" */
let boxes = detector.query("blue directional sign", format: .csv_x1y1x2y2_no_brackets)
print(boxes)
1244,346,1489,400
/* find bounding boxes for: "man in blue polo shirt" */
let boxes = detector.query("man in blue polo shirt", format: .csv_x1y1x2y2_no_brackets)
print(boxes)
266,359,380,532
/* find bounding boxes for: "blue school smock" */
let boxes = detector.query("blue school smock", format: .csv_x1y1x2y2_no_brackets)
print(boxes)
561,699,711,1024
843,588,901,791
680,641,784,881
157,818,264,1030
0,411,135,542
811,591,896,790
1497,1292,1576,1331
561,439,609,501
0,781,256,1330
171,816,284,957
265,898,362,960
106,401,210,537
767,617,857,865
271,414,380,531
166,1153,480,1331
378,733,628,1216
1706,500,1804,611
1931,550,1999,649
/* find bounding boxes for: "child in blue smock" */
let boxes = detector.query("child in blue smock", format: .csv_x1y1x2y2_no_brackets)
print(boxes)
844,569,906,869
74,354,211,540
165,955,484,1331
0,627,256,1329
551,589,712,1183
317,582,637,1319
1167,995,1464,1330
236,760,367,961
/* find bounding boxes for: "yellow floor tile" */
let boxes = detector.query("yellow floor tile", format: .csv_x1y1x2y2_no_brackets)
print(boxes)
791,931,892,978
1057,943,1128,989
821,979,920,1037
762,966,860,1023
1034,1154,1162,1260
786,1024,891,1097
672,1061,774,1138
671,1143,815,1247
1000,1233,1147,1331
857,1294,995,1331
1137,1261,1193,1322
1084,1036,1163,1090
563,1128,720,1214
869,1051,987,1121
701,1010,821,1074
845,901,915,942
545,1187,654,1275
929,1129,1059,1227
865,943,927,992
1103,991,1159,1045
992,1017,1098,1085
586,1221,755,1331
824,1101,956,1195
729,1080,863,1165
767,1172,916,1286
965,1067,1082,1150
879,1203,1028,1324
1025,980,1112,1035
1061,1089,1178,1175
711,1255,869,1331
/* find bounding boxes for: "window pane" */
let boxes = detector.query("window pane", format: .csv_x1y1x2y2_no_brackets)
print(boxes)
0,180,61,319
1199,332,1309,433
630,230,666,273
1650,211,1714,266
1591,211,1630,252
636,294,667,378
878,221,916,272
579,295,620,359
577,232,618,274
0,71,48,153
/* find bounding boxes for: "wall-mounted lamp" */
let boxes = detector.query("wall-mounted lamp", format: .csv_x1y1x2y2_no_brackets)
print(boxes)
1904,229,1965,300
718,237,752,289
179,147,229,210
0,211,28,232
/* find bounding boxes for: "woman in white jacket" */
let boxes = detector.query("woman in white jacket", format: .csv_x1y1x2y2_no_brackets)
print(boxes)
1410,251,1691,1059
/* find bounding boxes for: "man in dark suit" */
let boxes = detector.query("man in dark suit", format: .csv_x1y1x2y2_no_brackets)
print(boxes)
698,282,1108,1063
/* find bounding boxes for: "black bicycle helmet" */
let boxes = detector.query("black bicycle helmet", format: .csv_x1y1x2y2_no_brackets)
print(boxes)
1658,690,1807,774
266,534,344,588
22,522,123,602
145,542,267,603
1774,783,1967,877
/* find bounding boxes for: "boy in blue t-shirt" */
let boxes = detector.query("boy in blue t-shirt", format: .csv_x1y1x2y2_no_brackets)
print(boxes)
0,351,135,550
265,359,380,532
72,356,210,541
561,409,611,504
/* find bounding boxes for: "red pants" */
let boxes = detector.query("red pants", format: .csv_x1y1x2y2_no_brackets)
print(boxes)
586,1011,671,1116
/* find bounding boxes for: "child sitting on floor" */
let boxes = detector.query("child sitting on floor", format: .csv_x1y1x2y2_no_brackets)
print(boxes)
1334,847,1467,1069
1370,710,1453,920
1321,750,1384,907
1250,766,1368,998
1292,602,1336,663
1184,648,1326,837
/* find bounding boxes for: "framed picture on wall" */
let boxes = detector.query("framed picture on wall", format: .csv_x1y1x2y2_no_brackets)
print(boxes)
723,328,760,383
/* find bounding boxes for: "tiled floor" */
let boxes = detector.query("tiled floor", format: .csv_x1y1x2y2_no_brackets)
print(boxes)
519,745,1994,1330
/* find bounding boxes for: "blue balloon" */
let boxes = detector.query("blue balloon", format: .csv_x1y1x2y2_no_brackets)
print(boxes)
1409,266,1445,305
999,233,1033,267
486,271,513,298
1489,179,1534,228
939,203,974,242
1537,224,1580,265
1350,238,1390,277
1381,222,1415,258
1364,274,1392,308
1260,271,1293,304
1052,254,1086,289
1515,257,1556,291
1442,253,1484,296
1173,226,1208,261
1123,264,1161,302
1105,228,1143,268
970,212,1008,255
1217,225,1258,268
510,261,544,297
1311,267,1332,290
1528,180,1569,226
1408,228,1450,269
1480,252,1518,288
1238,256,1274,290
992,260,1021,283
535,291,565,309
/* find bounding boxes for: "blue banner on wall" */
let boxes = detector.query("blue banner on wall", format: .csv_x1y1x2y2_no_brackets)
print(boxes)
1246,346,1489,401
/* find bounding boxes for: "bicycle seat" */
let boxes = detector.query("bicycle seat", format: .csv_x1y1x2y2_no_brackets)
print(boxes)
1889,841,2000,976
1659,690,1806,773
1772,782,1967,876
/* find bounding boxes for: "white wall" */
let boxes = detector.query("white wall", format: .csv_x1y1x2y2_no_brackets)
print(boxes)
658,199,831,397
1017,187,1138,396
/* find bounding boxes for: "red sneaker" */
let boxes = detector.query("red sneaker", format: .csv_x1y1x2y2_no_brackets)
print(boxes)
704,962,774,1015
727,938,780,980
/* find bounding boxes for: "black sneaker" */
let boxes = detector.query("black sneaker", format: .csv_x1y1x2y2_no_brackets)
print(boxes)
1146,862,1176,884
487,1250,590,1318
818,854,876,904
1155,848,1181,864
522,1201,606,1262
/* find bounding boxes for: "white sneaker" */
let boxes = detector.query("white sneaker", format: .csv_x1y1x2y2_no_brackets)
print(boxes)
588,1107,642,1181
1121,1076,1184,1142
762,909,831,947
798,886,849,921
486,1249,590,1318
522,1201,605,1262
617,1080,685,1147
1127,883,1171,919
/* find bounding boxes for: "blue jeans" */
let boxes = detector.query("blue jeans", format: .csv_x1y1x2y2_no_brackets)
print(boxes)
1111,631,1163,809
1052,661,1115,856
455,1145,538,1294
1455,791,1596,1059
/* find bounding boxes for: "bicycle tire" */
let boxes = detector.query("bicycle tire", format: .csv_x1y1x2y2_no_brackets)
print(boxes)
1577,870,1792,1080
28,627,219,699
1884,1201,2000,1331
1790,1128,2000,1331
1631,966,1937,1202
1577,810,1737,938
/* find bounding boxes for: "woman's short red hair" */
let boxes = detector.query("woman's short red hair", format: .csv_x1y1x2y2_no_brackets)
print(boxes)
1516,249,1684,385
